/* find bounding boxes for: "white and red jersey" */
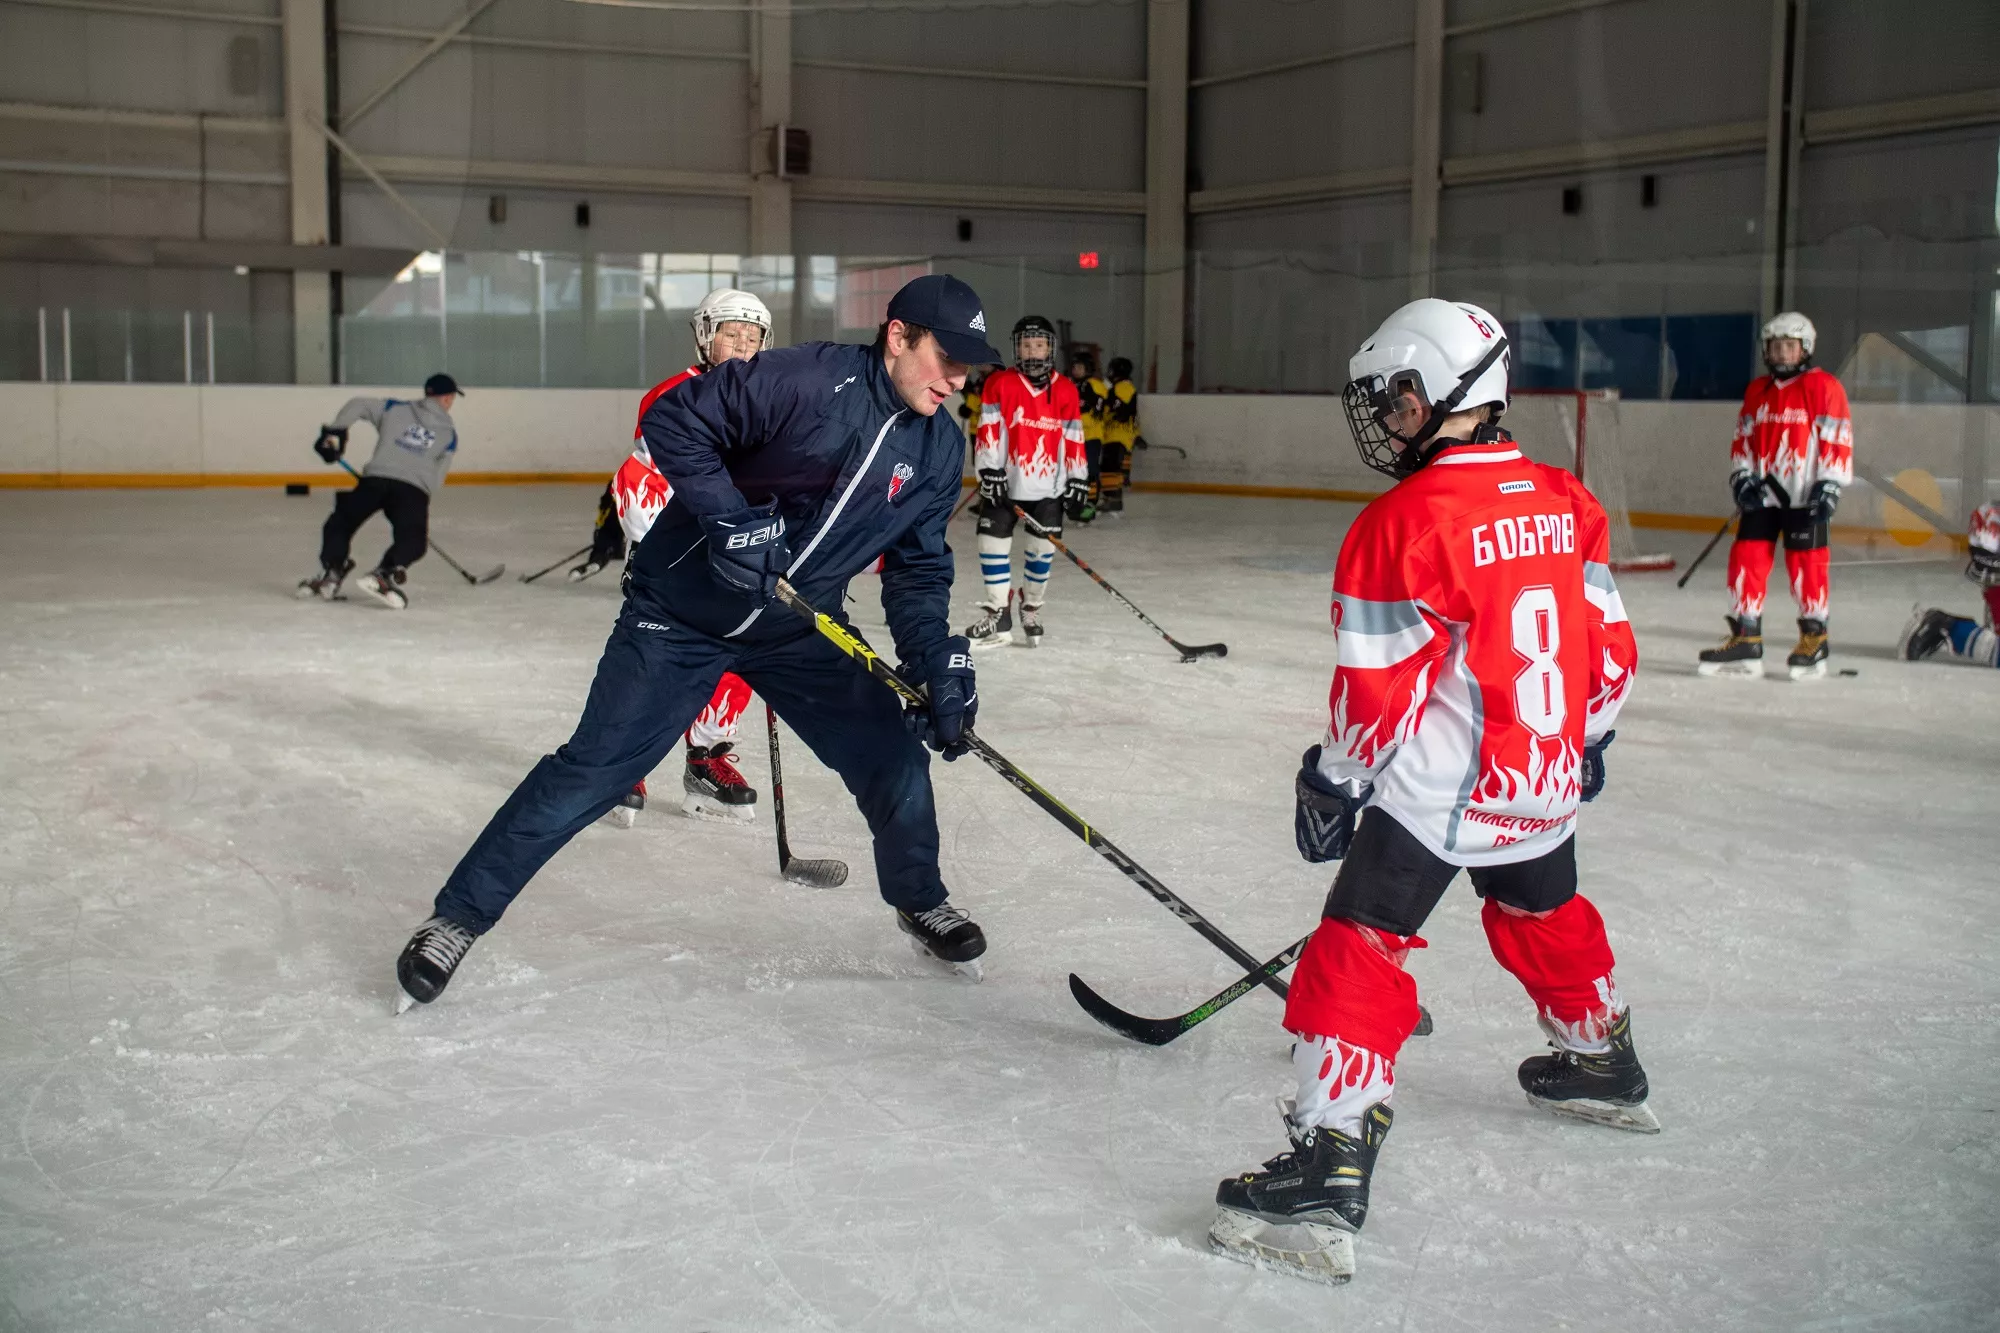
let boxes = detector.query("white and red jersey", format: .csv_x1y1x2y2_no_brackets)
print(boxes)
1970,502,2000,561
1730,367,1854,507
1317,436,1639,866
611,364,703,544
974,367,1087,501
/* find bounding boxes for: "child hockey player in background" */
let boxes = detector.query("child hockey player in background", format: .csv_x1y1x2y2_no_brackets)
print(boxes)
1698,312,1854,680
1069,347,1107,523
1207,298,1655,1286
296,373,461,610
593,289,774,825
1900,502,2000,667
1097,356,1139,516
965,314,1087,648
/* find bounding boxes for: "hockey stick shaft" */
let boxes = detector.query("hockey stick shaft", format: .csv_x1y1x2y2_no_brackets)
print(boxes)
336,459,490,583
772,579,1284,998
521,545,594,583
1676,517,1734,588
1012,507,1226,659
766,703,850,888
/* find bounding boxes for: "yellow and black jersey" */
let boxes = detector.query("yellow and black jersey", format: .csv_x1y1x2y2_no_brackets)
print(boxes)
1102,376,1139,447
1074,375,1110,442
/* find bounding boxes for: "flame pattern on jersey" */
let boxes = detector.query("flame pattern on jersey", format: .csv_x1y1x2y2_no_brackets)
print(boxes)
612,365,702,544
1316,440,1638,866
974,367,1087,501
686,671,752,749
1729,367,1853,505
1971,502,2000,561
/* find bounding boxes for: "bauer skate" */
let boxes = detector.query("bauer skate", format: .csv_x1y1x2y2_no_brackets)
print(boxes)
1207,1099,1393,1286
601,779,646,828
1900,606,1956,661
1696,616,1762,678
682,743,756,821
1787,618,1829,680
964,600,1013,650
1014,590,1045,647
356,566,409,610
395,914,476,1013
895,902,986,981
1518,1009,1660,1133
295,558,354,601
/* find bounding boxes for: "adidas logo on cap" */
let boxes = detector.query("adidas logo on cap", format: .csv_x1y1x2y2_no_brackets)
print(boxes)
969,311,986,332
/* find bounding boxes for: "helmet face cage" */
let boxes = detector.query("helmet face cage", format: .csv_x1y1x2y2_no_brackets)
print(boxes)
1342,369,1434,479
1760,311,1816,379
1013,315,1058,384
692,290,772,363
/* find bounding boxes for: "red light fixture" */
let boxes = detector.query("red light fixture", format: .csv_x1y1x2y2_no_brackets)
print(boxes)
1078,251,1099,269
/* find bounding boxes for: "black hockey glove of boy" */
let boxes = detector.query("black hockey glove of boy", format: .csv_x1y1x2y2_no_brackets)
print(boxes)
1295,744,1367,863
978,467,1008,507
1807,480,1841,523
701,502,790,604
1061,476,1092,517
1731,472,1766,513
313,426,348,464
1580,729,1615,803
903,636,977,761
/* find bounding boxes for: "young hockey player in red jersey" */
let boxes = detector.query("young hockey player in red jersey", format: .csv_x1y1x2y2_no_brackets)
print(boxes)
1207,298,1655,1286
1699,312,1854,680
590,289,773,826
1900,501,2000,668
964,315,1088,647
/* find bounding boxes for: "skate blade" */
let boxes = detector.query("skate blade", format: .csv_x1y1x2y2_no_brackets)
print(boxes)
906,936,984,982
1695,660,1762,679
360,587,406,611
1206,1208,1354,1285
969,636,1012,652
680,793,756,822
1526,1092,1662,1134
600,805,639,829
394,987,419,1015
1788,661,1828,681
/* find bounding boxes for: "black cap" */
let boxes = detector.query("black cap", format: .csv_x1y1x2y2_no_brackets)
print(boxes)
885,274,1005,366
424,372,462,397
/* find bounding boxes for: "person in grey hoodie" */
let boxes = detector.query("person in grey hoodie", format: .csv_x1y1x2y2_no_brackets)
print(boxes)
296,372,462,609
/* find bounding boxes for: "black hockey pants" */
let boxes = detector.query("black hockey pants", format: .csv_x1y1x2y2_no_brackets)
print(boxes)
320,475,429,573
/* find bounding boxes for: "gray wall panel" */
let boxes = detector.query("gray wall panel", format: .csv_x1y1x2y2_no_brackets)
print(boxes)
792,8,1142,80
342,180,747,255
1193,49,1412,192
795,200,1139,257
0,7,283,117
1806,0,2000,111
1193,0,1409,82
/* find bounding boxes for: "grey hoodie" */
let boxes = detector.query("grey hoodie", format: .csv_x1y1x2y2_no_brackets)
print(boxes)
329,395,459,497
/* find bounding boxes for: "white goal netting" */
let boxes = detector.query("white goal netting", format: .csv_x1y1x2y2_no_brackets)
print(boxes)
1507,389,1675,572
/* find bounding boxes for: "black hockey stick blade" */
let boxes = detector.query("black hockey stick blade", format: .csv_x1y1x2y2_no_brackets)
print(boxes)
782,856,850,888
472,564,505,584
1174,641,1228,662
521,546,593,583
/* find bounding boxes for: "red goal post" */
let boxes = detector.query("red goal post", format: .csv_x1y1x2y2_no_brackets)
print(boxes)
1509,388,1676,573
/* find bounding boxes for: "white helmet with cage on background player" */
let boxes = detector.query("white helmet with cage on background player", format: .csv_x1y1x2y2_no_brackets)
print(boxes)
1012,314,1059,386
690,288,772,365
1760,310,1816,379
1342,298,1511,479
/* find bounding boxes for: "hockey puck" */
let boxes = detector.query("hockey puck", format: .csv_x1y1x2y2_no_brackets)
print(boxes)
1838,668,1859,676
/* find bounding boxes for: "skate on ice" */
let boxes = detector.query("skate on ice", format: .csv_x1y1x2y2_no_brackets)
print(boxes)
1013,589,1044,647
356,566,409,610
964,599,1013,650
1207,1100,1391,1285
896,902,986,981
1697,616,1763,678
1786,618,1829,681
1518,1009,1661,1133
566,558,608,583
394,915,476,1013
295,558,354,601
600,779,646,828
682,743,757,821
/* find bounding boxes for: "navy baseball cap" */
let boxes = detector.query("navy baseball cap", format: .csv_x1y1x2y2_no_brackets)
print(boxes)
886,274,1006,366
424,372,462,397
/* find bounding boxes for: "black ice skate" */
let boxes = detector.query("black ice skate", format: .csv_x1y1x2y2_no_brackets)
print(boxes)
895,902,987,981
357,565,409,610
965,600,1013,650
567,558,607,582
682,743,757,821
1900,606,1956,661
1207,1100,1394,1286
1014,590,1045,647
395,914,476,1014
1696,615,1762,678
1787,618,1829,680
1518,1009,1660,1133
600,779,646,828
295,558,354,601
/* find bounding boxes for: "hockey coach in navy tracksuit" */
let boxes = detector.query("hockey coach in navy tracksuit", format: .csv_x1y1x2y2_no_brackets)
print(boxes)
393,275,1008,1010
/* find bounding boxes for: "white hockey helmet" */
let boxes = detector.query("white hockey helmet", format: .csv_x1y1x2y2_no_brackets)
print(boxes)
1342,298,1511,478
691,287,773,363
1760,310,1816,378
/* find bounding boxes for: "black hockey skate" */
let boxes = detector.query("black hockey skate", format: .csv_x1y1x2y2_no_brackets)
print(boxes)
357,565,409,610
601,779,646,829
1207,1100,1393,1285
896,902,987,980
1787,618,1829,680
1518,1009,1660,1133
1696,615,1762,678
395,914,476,1014
683,743,757,821
1013,590,1045,647
965,600,1013,650
295,558,354,601
1899,606,1956,661
567,558,607,583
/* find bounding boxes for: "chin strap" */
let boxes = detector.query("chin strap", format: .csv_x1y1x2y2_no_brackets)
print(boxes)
1401,336,1511,455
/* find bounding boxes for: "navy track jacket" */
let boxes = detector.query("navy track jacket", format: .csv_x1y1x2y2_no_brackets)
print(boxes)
628,341,964,666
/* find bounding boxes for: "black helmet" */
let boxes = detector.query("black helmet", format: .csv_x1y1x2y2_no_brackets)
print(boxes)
1108,357,1133,381
1013,315,1058,385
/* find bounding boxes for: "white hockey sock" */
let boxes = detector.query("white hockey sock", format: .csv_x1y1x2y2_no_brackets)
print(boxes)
1021,535,1055,607
977,534,1012,609
1290,1032,1394,1137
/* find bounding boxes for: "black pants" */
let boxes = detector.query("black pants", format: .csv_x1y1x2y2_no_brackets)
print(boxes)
1737,505,1828,551
588,481,628,567
320,475,429,573
976,495,1064,538
1324,808,1578,936
1099,442,1131,512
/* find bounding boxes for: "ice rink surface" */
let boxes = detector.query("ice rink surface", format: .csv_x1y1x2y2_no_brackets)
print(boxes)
2,484,1996,1333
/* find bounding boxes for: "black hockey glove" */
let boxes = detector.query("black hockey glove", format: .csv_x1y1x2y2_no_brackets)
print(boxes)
903,636,977,761
313,426,348,464
1807,480,1841,523
1970,543,2000,587
1580,729,1615,803
1061,476,1092,517
1731,472,1766,514
1295,744,1367,863
978,467,1008,507
700,502,790,604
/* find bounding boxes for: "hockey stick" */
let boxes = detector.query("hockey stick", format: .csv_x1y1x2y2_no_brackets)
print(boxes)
1011,508,1227,662
1676,517,1735,588
520,545,593,584
336,460,504,583
1135,436,1187,459
767,704,849,888
950,484,980,522
772,578,1285,1001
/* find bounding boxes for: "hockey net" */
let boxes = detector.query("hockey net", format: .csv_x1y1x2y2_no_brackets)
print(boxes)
1508,389,1675,572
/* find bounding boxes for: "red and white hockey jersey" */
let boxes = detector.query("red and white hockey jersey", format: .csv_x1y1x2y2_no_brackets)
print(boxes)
974,367,1087,501
1316,437,1639,866
611,364,702,544
1971,502,2000,562
1730,367,1854,507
